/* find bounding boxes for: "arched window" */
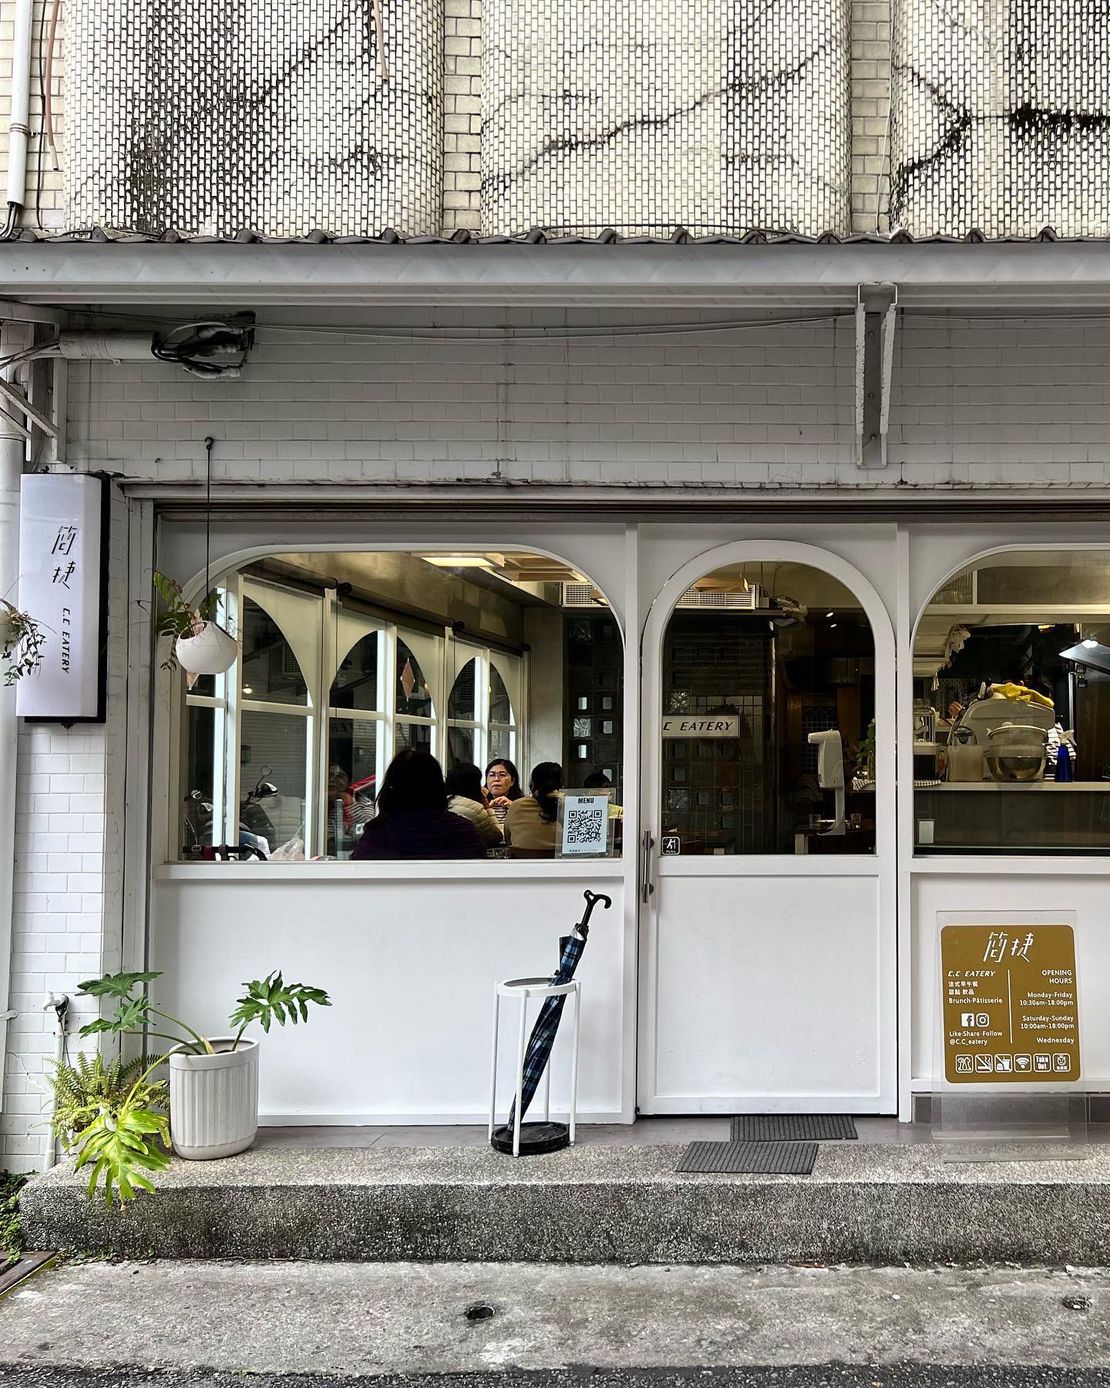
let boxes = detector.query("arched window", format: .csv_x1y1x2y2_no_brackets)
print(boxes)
395,638,435,754
914,550,1110,855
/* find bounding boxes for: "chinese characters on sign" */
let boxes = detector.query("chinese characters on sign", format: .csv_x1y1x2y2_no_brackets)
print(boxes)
940,924,1080,1084
16,473,106,720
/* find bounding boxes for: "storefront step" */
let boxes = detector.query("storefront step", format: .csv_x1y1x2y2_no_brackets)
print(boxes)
20,1142,1110,1265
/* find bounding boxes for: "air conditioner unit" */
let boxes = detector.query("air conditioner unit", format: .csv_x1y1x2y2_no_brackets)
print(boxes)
675,584,764,610
562,582,602,607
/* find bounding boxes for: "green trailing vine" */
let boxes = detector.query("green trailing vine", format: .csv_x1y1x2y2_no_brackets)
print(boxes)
151,570,221,672
1,598,45,685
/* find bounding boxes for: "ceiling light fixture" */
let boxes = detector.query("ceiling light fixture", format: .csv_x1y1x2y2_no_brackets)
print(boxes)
421,555,494,568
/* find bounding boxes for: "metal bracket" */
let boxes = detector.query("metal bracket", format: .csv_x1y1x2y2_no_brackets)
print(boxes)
855,282,898,469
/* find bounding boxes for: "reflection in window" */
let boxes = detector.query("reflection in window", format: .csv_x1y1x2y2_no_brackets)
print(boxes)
241,598,308,705
660,564,874,856
448,658,477,721
327,718,378,858
240,710,308,849
914,550,1110,855
332,633,380,712
396,721,433,754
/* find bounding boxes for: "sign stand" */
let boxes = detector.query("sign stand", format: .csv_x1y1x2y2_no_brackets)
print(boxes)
931,912,1087,1162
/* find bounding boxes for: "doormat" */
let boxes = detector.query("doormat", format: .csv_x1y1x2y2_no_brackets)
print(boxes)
677,1139,818,1175
730,1114,858,1142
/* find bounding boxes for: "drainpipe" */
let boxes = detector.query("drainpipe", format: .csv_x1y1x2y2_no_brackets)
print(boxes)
0,317,35,1125
40,992,68,1169
2,0,35,239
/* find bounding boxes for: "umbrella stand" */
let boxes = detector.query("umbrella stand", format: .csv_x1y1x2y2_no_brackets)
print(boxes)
491,889,611,1156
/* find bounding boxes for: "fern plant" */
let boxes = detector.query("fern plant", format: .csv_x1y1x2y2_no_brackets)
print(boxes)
49,1051,168,1150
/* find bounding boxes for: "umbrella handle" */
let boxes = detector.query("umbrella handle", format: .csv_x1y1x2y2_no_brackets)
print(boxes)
578,889,612,932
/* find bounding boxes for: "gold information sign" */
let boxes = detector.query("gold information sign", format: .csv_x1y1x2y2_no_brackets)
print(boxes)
940,924,1080,1085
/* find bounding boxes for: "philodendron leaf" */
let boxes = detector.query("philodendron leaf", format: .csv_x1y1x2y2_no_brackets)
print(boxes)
78,970,162,1000
228,972,331,1038
79,995,151,1040
74,1100,170,1205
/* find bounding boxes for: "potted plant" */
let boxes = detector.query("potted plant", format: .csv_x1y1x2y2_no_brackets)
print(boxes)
1,597,45,684
72,968,330,1203
152,570,238,683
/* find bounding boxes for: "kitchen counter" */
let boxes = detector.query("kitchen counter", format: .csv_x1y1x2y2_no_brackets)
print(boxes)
930,780,1108,790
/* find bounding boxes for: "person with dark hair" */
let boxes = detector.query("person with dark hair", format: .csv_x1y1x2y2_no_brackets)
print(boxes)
504,761,564,855
352,748,486,860
484,757,523,830
445,761,503,848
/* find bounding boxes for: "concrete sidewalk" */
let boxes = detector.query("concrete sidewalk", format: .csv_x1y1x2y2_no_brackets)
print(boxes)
2,1260,1110,1382
19,1141,1110,1264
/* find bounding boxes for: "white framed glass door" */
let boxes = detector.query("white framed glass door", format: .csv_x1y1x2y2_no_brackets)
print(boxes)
637,539,897,1114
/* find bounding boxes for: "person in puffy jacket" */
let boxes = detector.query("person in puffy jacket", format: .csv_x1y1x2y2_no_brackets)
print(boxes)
445,762,504,849
352,749,486,861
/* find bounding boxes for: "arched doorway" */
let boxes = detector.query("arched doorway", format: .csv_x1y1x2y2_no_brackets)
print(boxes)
638,541,897,1114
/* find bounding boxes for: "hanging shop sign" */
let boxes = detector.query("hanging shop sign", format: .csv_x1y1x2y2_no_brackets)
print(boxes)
661,715,740,738
940,923,1080,1084
16,472,108,722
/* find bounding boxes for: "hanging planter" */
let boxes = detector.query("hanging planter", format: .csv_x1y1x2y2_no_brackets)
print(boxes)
152,570,237,684
174,619,239,676
1,596,46,684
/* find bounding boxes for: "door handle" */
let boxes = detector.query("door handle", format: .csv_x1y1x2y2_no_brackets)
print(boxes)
640,830,655,904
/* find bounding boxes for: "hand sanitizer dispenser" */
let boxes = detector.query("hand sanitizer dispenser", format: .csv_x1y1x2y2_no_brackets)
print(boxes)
808,728,846,836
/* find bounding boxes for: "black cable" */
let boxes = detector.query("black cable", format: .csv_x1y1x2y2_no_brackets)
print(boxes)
204,435,214,600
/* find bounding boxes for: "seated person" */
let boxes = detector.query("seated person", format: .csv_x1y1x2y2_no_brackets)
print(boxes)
352,749,486,860
504,761,563,856
445,762,504,849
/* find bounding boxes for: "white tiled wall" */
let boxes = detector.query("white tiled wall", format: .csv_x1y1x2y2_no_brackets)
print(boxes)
1,490,128,1168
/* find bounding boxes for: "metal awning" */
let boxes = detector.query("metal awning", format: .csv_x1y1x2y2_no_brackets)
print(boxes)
4,231,1110,310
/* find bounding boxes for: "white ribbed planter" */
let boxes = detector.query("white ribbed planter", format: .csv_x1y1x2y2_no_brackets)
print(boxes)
174,621,238,676
168,1037,259,1160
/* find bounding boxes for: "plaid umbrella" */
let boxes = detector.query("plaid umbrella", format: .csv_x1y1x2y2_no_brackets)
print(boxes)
506,889,611,1131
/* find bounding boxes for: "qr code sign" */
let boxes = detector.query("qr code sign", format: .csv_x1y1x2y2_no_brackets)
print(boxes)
566,806,605,845
560,795,609,854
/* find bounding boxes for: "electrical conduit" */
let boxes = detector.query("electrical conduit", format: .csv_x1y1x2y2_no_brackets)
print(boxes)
0,318,35,1128
3,0,35,239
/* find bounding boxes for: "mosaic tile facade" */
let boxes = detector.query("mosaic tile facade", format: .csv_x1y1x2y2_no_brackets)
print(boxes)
65,0,444,237
481,0,852,237
891,0,1110,237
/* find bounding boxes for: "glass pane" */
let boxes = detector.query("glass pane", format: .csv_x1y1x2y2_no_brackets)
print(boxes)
448,658,477,721
327,717,378,858
396,720,433,755
660,563,874,856
397,640,434,719
447,724,475,769
331,633,379,712
241,597,308,706
239,710,308,848
489,665,512,724
488,725,513,760
181,704,217,855
914,548,1110,854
